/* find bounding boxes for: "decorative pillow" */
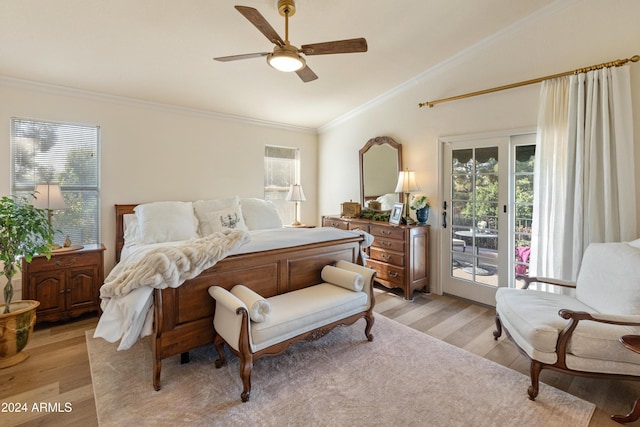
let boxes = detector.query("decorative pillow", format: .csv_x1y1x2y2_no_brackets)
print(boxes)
321,265,364,292
230,285,272,322
240,198,283,230
123,214,140,247
204,205,249,234
194,197,240,235
134,201,198,244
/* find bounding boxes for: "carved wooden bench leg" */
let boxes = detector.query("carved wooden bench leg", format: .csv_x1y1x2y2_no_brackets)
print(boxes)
527,360,543,400
213,334,227,368
239,353,253,402
365,313,375,342
493,312,502,340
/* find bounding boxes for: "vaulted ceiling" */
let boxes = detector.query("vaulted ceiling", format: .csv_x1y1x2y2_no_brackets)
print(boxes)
0,0,556,129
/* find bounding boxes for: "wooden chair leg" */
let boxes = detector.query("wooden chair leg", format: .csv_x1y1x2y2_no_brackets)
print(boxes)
493,313,503,340
612,398,640,424
528,360,543,400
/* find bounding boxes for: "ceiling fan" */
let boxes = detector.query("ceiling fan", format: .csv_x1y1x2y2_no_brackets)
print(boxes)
213,0,367,82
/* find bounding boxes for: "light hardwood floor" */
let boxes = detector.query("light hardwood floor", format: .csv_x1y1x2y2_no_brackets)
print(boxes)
2,289,638,426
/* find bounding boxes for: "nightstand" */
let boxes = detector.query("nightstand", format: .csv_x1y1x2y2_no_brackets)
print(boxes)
21,243,105,323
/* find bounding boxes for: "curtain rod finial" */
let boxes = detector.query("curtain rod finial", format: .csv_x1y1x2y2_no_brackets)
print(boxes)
631,55,640,63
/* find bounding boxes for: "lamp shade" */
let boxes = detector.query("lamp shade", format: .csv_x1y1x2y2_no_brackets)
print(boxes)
394,170,420,193
285,184,306,202
32,183,68,210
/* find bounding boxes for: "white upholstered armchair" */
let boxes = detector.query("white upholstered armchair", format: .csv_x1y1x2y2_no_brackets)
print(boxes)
494,241,640,402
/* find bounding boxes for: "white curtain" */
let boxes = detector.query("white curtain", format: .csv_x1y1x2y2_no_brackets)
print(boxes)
530,64,636,280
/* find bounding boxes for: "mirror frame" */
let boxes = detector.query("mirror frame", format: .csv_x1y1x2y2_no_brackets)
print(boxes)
359,136,403,206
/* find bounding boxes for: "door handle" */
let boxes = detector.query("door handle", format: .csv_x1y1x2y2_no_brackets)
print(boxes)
442,211,447,229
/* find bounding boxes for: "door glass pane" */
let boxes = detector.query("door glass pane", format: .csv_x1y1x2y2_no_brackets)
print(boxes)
450,147,499,286
514,145,535,282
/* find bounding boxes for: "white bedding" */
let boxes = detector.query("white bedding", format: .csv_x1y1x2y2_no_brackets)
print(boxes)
94,227,372,350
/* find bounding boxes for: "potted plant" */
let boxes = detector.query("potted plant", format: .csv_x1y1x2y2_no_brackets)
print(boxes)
0,194,55,368
410,193,430,225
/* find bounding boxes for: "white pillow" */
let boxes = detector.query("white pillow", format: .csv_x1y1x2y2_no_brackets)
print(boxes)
205,205,249,234
194,197,239,235
134,201,198,244
123,214,140,247
321,265,364,292
240,198,283,230
230,285,271,322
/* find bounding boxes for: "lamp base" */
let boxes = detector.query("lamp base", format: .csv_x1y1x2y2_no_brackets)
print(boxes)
290,220,302,226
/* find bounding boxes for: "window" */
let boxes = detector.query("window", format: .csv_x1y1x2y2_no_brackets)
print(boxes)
11,118,100,246
264,146,299,225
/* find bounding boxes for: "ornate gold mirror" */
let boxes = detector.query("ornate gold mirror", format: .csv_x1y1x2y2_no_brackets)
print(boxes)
359,136,402,208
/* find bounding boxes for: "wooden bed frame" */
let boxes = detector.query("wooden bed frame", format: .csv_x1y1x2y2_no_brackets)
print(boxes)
114,204,365,390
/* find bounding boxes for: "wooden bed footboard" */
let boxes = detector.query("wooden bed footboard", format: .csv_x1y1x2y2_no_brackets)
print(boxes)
113,204,364,390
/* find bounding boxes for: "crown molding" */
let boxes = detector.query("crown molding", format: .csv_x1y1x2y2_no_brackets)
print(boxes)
318,0,576,134
0,75,317,135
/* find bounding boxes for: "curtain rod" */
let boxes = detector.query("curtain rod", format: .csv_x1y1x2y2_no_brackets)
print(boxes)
418,54,640,108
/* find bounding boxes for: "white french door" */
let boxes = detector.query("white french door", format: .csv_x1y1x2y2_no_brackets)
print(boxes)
439,132,535,306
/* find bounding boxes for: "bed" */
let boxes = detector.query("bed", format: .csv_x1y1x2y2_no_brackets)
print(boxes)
96,198,370,390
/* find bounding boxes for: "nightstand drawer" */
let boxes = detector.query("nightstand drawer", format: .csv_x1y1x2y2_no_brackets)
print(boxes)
28,251,101,272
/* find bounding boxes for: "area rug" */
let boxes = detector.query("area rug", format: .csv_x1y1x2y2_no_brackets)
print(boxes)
87,315,594,427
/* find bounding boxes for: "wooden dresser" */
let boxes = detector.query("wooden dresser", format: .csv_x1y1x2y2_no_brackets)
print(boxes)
322,216,429,300
22,244,105,323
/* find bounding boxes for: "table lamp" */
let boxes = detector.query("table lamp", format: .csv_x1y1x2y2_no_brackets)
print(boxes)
285,184,306,226
32,183,67,224
394,170,419,225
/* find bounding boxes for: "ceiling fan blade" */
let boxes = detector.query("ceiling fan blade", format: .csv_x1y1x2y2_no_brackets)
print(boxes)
296,65,318,83
235,6,284,46
301,38,367,55
213,52,269,62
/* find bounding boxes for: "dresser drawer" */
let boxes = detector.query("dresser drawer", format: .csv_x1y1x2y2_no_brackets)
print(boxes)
371,237,404,253
348,222,369,232
370,247,405,267
28,251,101,272
366,260,404,285
322,218,349,230
369,224,405,240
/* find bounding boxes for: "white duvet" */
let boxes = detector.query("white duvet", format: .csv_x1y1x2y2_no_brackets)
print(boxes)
93,227,372,350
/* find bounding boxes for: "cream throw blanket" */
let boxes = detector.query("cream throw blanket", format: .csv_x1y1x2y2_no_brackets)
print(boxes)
100,229,250,299
94,229,250,350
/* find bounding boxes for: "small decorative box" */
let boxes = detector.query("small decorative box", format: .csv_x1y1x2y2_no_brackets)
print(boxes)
341,201,361,218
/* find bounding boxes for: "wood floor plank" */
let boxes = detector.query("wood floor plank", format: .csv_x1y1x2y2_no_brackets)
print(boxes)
1,292,637,427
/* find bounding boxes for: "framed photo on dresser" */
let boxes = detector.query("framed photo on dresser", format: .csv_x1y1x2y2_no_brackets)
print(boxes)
389,203,403,225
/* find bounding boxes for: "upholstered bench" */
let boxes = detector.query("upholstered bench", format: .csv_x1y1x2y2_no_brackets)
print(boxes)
208,260,376,402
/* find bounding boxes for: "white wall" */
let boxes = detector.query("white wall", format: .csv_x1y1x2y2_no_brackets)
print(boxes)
0,80,318,282
317,0,640,292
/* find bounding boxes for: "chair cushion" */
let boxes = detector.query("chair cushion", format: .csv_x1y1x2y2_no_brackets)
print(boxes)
250,283,368,351
576,242,640,315
496,288,640,368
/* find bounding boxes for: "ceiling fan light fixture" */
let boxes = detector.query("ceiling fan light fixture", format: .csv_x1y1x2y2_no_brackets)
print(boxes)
267,45,305,72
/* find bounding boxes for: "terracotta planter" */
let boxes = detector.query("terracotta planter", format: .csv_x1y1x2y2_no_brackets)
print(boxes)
0,300,40,368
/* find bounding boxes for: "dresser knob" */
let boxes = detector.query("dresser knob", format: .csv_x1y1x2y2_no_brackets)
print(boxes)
388,271,399,278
